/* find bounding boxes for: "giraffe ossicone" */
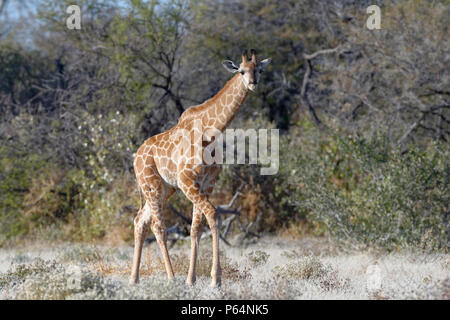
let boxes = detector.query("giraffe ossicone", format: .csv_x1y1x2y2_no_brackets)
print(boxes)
130,50,272,287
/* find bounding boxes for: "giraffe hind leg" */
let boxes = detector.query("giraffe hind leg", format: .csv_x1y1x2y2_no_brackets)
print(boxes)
130,177,176,283
130,200,151,284
130,150,176,281
150,185,175,280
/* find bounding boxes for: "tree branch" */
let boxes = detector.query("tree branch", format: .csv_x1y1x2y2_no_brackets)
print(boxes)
0,0,7,17
300,45,341,126
154,185,245,246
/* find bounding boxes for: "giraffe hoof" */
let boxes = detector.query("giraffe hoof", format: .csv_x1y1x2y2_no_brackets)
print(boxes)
129,277,139,285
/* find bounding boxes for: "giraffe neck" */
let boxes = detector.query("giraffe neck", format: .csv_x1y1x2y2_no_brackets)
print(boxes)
202,73,248,132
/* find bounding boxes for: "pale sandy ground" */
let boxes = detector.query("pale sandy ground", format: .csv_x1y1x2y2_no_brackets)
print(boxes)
0,236,449,300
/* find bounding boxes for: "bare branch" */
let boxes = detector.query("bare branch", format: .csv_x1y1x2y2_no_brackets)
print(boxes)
144,223,182,244
217,184,243,210
163,186,245,246
398,114,425,145
303,46,342,61
0,0,7,16
300,45,342,126
168,203,192,224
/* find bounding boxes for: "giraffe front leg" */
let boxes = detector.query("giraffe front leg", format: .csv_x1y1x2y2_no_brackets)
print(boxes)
203,204,221,287
186,205,204,286
130,205,151,284
178,168,221,287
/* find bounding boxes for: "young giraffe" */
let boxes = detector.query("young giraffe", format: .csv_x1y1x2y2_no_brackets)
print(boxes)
130,49,271,287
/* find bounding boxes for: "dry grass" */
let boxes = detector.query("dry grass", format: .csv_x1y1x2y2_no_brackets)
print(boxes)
86,244,251,283
0,236,448,300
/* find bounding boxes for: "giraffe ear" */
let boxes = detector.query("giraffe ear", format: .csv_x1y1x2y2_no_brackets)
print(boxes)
222,60,240,73
258,58,272,72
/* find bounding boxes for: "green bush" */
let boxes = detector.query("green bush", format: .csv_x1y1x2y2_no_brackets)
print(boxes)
0,146,137,245
0,151,51,242
281,123,449,250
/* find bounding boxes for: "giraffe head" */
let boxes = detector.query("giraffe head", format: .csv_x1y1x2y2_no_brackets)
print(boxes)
222,49,271,92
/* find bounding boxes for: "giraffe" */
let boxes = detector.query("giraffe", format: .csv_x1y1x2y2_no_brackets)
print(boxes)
130,49,271,287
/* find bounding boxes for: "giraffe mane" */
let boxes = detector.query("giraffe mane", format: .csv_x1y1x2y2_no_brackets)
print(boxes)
178,74,241,124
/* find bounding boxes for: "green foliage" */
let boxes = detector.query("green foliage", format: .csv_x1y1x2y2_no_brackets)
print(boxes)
106,0,187,107
0,147,137,244
0,0,448,251
281,126,449,250
0,151,49,241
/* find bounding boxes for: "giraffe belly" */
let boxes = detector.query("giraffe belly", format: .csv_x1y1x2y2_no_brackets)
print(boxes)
159,169,178,187
153,153,178,187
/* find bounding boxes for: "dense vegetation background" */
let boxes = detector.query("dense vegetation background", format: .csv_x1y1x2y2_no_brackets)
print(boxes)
0,0,448,251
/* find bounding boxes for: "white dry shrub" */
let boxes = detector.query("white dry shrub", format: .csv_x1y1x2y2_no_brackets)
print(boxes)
246,250,270,268
0,240,448,300
273,255,330,280
272,255,349,293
